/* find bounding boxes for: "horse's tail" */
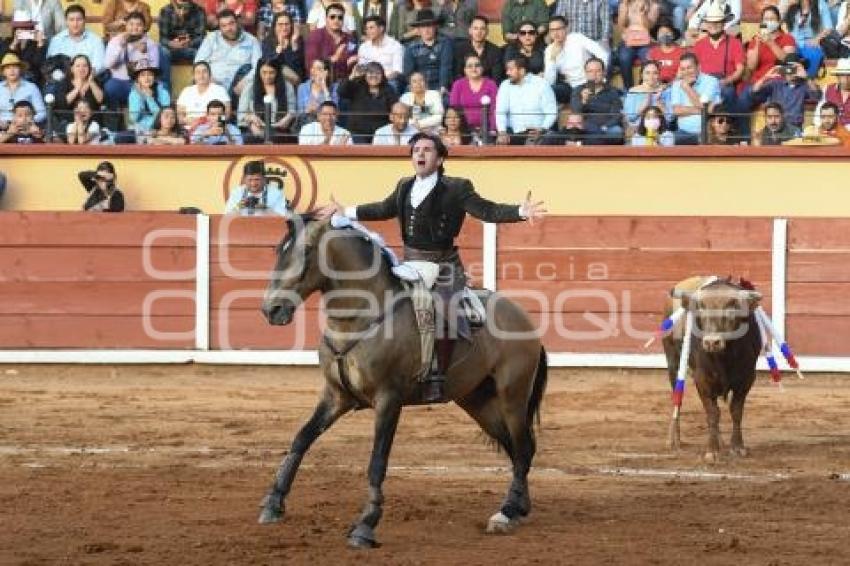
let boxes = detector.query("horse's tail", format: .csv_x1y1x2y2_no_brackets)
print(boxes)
527,346,548,431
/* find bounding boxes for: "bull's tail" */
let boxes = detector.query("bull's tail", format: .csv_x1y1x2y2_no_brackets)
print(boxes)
528,346,548,433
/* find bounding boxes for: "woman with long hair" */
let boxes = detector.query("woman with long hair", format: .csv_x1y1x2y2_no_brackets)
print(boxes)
55,54,104,127
148,105,188,145
128,66,171,134
706,105,737,145
449,54,498,133
623,60,668,131
439,105,471,146
262,12,305,86
337,60,398,143
296,58,339,117
785,0,834,76
65,99,101,145
238,58,297,143
630,105,674,146
616,0,660,90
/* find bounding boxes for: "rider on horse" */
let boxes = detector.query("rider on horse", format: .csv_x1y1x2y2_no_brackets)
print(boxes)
322,132,545,403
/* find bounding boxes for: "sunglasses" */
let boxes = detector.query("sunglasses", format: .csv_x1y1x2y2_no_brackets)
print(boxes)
327,13,344,20
518,29,537,36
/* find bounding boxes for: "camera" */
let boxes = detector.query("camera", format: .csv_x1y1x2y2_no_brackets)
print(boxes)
782,63,797,74
242,195,260,209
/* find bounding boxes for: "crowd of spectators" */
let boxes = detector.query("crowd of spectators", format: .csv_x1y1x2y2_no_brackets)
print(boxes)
2,0,850,146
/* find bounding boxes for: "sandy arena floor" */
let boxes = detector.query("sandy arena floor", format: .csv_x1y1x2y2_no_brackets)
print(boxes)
1,364,848,565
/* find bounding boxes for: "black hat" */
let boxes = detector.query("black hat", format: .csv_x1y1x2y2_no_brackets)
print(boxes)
243,160,265,176
651,19,681,42
409,9,438,27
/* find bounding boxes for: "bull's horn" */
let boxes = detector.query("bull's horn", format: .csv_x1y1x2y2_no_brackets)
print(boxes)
741,290,762,301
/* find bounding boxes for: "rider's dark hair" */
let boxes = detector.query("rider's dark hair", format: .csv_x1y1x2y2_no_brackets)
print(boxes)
408,132,448,177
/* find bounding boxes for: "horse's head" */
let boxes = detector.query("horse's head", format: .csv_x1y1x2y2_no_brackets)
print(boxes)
262,213,332,326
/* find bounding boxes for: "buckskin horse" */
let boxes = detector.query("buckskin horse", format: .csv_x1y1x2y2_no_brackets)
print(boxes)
258,214,548,548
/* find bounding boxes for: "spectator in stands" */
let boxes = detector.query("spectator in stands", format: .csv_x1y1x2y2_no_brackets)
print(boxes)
159,0,206,66
103,12,159,111
647,20,683,84
746,6,797,85
690,3,743,114
495,55,557,144
46,5,105,74
817,100,850,144
550,0,611,50
785,0,833,77
65,99,101,144
80,162,125,212
503,20,545,76
372,101,417,144
570,57,623,144
630,104,675,145
358,15,403,92
615,0,660,90
258,0,301,42
338,60,398,143
706,103,737,144
263,12,306,86
439,105,471,145
196,9,262,98
438,0,477,41
8,17,46,85
204,0,258,32
821,57,850,124
357,0,393,26
13,0,65,40
237,57,296,142
543,15,609,104
296,58,339,120
750,54,820,129
834,1,850,58
0,100,43,143
176,61,232,125
128,65,171,135
298,99,354,143
391,0,447,44
191,99,244,144
308,0,359,33
102,0,153,43
449,53,498,132
453,16,504,84
685,0,741,41
400,70,444,133
148,105,188,144
623,60,669,131
0,53,46,125
669,52,720,144
53,55,104,130
403,10,454,93
753,101,798,145
500,0,549,43
305,3,358,83
225,160,290,216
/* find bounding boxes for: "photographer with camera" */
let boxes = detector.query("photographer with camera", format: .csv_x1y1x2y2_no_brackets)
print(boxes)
224,160,290,216
8,15,47,85
79,161,125,212
750,53,820,130
190,99,243,144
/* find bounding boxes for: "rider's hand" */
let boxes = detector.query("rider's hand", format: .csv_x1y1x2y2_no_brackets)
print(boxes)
520,191,546,225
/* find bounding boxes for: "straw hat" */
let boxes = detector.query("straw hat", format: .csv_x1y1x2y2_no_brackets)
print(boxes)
702,1,733,23
831,58,850,75
783,126,841,146
0,52,28,71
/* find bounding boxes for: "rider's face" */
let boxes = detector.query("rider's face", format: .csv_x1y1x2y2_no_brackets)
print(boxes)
411,139,442,177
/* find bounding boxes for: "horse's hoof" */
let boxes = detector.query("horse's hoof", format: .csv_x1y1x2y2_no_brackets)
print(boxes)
347,524,379,549
257,495,284,524
486,511,519,534
729,446,748,458
703,451,720,464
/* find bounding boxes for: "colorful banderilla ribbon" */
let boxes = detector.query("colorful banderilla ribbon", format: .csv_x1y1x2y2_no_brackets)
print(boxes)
671,309,695,419
644,306,686,349
755,306,805,380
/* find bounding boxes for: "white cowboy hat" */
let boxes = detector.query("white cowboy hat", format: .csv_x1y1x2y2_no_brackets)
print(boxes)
783,126,841,146
831,58,850,75
702,1,733,23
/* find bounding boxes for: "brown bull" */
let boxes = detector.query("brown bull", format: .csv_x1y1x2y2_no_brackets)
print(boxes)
663,276,762,462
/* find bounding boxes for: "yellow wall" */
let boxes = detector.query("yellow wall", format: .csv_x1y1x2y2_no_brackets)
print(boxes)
3,152,850,216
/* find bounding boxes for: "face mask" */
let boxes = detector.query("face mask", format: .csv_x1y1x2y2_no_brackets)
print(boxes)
762,20,780,33
658,33,674,45
644,118,661,131
708,30,725,40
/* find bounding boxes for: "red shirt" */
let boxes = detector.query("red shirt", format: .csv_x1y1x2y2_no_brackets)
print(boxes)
691,35,744,80
647,45,685,83
204,0,258,32
824,83,850,125
745,32,796,84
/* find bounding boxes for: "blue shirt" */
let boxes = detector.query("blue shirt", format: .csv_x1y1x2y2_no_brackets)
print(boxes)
128,83,172,132
788,0,833,44
754,79,821,127
0,80,47,123
669,74,721,134
495,73,557,133
225,184,290,215
296,79,338,114
623,89,671,126
191,121,244,145
195,31,262,90
47,29,106,72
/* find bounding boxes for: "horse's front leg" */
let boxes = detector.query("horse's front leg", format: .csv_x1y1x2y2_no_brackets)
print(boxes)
348,395,402,549
258,386,351,524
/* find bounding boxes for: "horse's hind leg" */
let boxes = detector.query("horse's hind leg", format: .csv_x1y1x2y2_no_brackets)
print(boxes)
348,395,402,549
258,385,352,524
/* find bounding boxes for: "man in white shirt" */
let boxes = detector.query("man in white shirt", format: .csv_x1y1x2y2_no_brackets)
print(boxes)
225,160,290,216
495,54,558,145
46,5,106,72
543,15,609,104
298,100,354,145
357,15,403,92
372,102,417,145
